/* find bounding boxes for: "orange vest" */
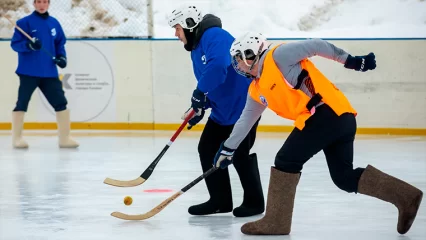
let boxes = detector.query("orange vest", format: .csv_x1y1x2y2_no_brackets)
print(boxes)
248,44,357,130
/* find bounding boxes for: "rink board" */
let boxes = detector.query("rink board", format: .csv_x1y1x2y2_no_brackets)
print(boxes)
0,38,425,135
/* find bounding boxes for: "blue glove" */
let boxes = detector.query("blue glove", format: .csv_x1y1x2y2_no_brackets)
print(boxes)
213,142,235,169
191,88,207,110
54,55,67,68
344,52,376,72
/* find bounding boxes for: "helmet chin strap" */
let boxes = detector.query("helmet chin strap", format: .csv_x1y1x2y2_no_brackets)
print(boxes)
245,63,257,79
249,42,264,70
244,42,266,78
247,42,273,78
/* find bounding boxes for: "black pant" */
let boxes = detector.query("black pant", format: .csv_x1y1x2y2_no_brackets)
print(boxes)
275,104,364,193
197,116,262,207
14,74,68,112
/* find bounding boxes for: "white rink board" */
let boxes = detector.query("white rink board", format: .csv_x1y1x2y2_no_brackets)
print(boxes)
0,39,425,128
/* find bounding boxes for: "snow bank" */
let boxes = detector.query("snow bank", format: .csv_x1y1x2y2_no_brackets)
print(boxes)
0,0,425,38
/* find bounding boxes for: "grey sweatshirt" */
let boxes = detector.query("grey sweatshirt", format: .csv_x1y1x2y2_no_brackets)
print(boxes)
224,38,350,149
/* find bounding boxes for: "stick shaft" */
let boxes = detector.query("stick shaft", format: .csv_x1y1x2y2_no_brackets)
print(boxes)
104,109,195,187
4,15,55,59
171,109,194,141
139,109,195,180
182,166,217,192
4,15,33,41
148,166,217,214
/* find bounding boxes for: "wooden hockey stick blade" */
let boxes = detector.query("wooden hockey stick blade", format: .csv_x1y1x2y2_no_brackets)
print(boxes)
110,166,218,220
103,176,146,187
111,191,182,220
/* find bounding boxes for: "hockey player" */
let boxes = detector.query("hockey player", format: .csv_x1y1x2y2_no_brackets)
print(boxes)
167,6,264,217
213,32,423,235
10,0,78,149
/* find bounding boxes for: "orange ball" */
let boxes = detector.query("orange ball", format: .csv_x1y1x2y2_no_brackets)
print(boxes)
124,196,133,206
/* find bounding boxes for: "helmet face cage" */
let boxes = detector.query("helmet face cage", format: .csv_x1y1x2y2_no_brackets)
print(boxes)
231,41,266,79
231,51,257,79
230,32,268,79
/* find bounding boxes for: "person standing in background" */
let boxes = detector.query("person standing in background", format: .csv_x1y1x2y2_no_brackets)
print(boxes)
10,0,79,149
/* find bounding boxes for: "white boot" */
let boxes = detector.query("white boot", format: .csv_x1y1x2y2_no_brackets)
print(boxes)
56,109,79,148
12,111,29,149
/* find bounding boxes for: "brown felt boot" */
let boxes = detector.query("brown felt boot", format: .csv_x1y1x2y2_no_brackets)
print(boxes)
358,165,423,234
241,167,300,235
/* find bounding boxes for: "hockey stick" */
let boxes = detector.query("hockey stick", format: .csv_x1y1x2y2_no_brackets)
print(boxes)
111,166,218,220
103,109,196,187
2,14,56,59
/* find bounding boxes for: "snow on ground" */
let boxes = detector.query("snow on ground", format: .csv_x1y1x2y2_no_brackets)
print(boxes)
0,0,425,38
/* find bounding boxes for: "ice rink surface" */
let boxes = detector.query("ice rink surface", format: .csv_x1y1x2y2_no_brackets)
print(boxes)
0,130,425,240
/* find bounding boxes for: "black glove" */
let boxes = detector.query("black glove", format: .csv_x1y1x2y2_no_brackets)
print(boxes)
191,88,207,110
344,52,376,72
54,55,67,68
187,108,205,129
27,38,42,51
213,142,235,169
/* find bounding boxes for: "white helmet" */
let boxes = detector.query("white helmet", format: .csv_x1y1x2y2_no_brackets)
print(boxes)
230,32,270,78
230,32,269,66
168,5,203,30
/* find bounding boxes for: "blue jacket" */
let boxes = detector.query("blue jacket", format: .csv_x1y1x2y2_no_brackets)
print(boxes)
191,26,251,126
11,11,67,78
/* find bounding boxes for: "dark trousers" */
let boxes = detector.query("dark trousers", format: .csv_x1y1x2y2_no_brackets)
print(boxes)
14,74,68,112
197,116,263,207
275,104,364,193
